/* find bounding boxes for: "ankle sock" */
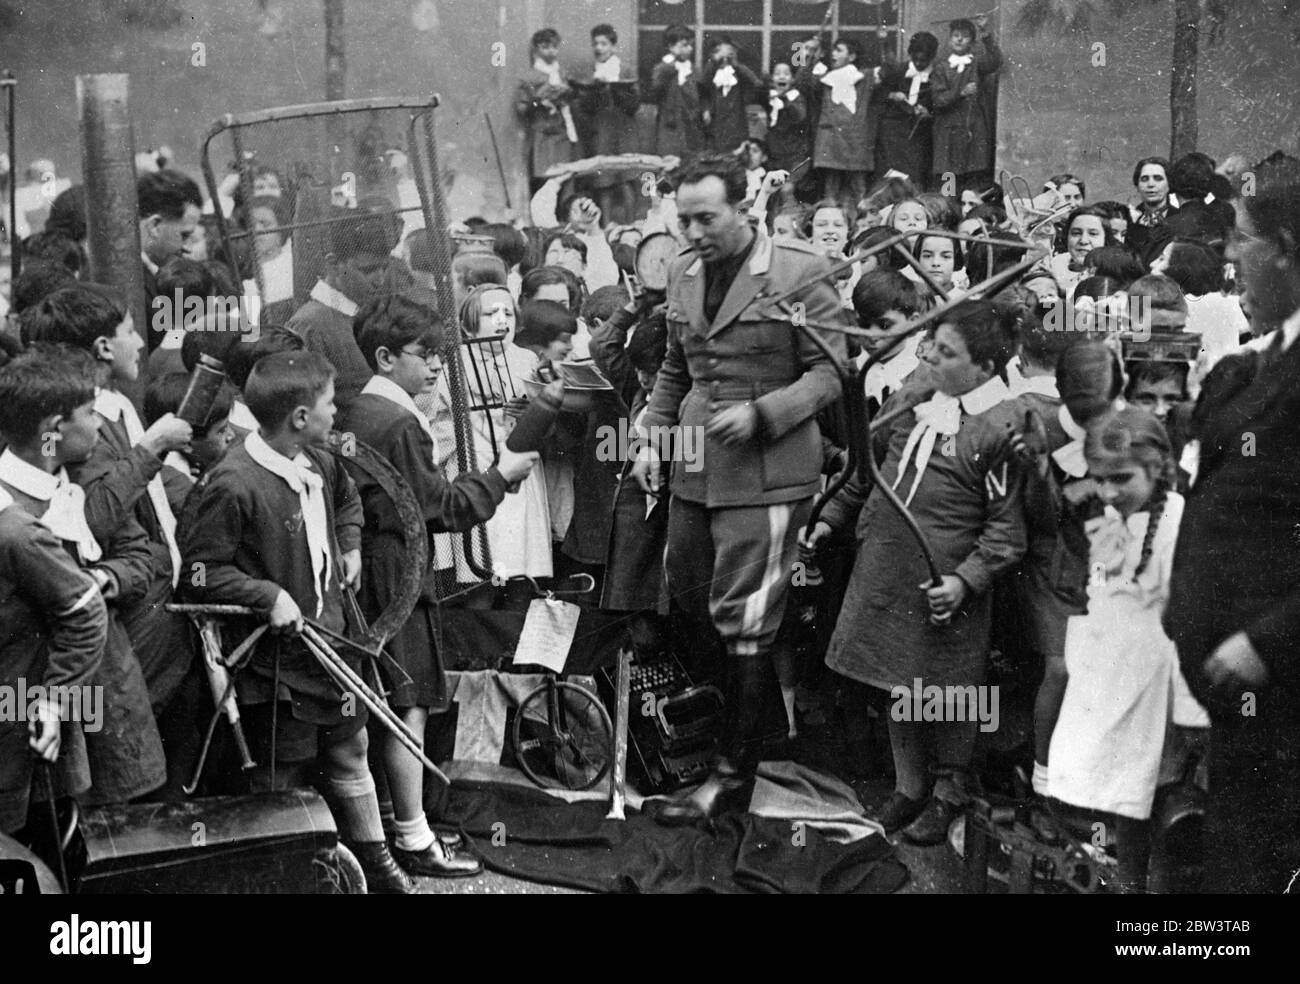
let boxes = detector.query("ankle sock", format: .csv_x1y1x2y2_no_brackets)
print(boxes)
393,814,436,853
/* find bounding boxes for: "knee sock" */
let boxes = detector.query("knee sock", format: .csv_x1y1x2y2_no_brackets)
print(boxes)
393,814,436,853
327,774,385,844
887,716,930,800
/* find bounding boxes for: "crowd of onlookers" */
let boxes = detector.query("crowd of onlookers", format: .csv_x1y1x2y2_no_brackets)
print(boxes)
0,14,1297,895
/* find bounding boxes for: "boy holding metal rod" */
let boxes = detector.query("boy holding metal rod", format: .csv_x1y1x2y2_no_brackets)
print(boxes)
179,350,413,893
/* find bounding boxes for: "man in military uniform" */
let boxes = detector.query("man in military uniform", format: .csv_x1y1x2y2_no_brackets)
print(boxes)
631,154,847,823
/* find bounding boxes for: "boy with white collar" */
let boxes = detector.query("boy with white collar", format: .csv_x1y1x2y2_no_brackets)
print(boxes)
650,24,704,158
0,346,167,807
574,24,641,225
805,37,880,217
181,350,412,893
930,14,1002,195
516,27,578,196
339,294,537,878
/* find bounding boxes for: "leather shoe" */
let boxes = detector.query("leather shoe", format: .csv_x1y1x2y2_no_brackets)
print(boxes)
348,840,416,894
902,797,963,846
873,791,928,835
655,766,755,827
392,838,483,878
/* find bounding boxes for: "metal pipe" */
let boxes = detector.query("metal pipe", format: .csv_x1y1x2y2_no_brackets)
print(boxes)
76,74,146,335
4,72,16,291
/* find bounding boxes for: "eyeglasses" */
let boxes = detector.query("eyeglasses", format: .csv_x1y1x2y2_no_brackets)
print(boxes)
400,346,442,367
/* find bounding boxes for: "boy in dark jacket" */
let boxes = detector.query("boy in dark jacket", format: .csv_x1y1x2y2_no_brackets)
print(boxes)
338,294,536,878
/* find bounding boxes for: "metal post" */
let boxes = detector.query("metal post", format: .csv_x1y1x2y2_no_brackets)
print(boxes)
76,74,146,336
3,72,17,291
324,0,346,102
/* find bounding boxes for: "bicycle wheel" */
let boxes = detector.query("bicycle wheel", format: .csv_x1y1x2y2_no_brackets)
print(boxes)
512,680,614,791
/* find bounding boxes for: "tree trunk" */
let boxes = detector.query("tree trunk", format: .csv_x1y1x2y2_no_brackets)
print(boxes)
1170,0,1199,159
324,0,345,102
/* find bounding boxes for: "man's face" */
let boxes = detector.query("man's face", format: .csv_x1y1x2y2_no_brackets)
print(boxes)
1229,205,1300,328
55,401,102,466
592,34,615,62
299,379,337,447
106,311,145,383
331,251,388,305
676,175,749,263
950,29,974,55
144,202,201,266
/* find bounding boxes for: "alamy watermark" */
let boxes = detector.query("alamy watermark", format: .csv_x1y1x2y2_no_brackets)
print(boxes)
594,418,704,472
0,678,103,733
890,678,999,734
1041,293,1151,341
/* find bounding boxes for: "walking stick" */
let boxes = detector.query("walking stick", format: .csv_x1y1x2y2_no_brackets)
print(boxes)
39,759,69,893
485,111,513,213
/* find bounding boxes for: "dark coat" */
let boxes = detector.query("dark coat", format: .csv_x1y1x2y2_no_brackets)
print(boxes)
804,66,878,173
0,505,107,833
285,298,373,415
515,69,577,179
700,62,761,153
338,392,507,709
874,61,934,186
650,59,705,158
641,233,847,508
764,87,810,172
1166,337,1300,726
180,441,364,724
930,35,1002,178
574,70,641,189
822,384,1027,690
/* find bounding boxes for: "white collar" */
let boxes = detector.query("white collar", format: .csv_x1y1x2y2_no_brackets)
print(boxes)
229,399,259,432
1051,405,1089,478
1059,404,1086,442
93,387,145,442
1282,307,1300,352
948,52,974,69
142,252,159,275
362,374,423,421
533,56,562,85
593,55,622,82
310,279,359,317
905,61,932,79
0,448,64,501
244,429,319,487
161,328,186,350
958,374,1012,415
1010,373,1060,399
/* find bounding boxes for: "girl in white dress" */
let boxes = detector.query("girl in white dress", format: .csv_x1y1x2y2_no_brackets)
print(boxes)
1046,405,1204,892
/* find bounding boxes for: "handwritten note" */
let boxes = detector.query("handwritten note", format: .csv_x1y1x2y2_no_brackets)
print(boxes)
512,597,581,673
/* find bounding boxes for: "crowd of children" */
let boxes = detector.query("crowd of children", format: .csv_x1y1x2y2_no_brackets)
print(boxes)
1,14,1298,897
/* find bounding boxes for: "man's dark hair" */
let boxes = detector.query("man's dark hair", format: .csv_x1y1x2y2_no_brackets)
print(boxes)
581,285,629,325
225,326,306,390
519,265,584,310
137,168,202,221
515,299,577,349
46,185,87,242
664,24,692,48
12,260,75,314
20,282,128,350
244,350,335,430
353,293,445,372
591,23,617,44
852,269,927,328
531,28,560,48
908,31,939,60
673,152,750,206
0,345,97,445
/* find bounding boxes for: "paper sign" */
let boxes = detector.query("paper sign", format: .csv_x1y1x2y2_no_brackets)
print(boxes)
512,597,581,673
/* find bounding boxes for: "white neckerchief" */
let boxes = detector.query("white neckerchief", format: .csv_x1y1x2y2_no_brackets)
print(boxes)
0,449,102,563
904,61,932,105
244,430,330,618
229,399,259,432
663,54,693,86
160,328,186,350
309,279,359,318
94,388,181,584
821,64,865,115
893,375,1011,506
361,374,441,462
164,451,196,482
768,87,798,127
593,55,622,82
1009,372,1060,400
1282,307,1300,352
712,64,737,97
533,56,579,143
948,52,974,70
746,167,766,202
1051,404,1089,478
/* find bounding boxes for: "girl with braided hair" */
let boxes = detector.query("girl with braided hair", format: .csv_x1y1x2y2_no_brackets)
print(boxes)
1045,405,1206,892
